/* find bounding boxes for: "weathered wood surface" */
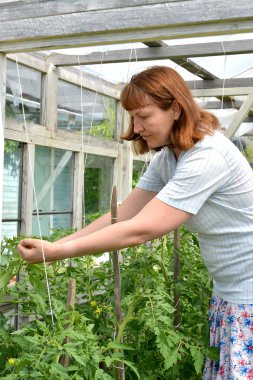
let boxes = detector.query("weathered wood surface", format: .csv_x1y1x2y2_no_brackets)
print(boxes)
0,0,252,52
48,39,253,67
20,143,35,235
0,53,6,246
4,121,119,157
188,78,253,91
225,93,253,139
0,0,177,21
72,152,84,230
41,63,58,131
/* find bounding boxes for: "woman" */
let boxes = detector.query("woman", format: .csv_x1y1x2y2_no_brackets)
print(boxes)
18,66,253,379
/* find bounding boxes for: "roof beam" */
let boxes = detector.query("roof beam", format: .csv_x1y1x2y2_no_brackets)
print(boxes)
189,77,253,94
47,39,253,67
0,0,174,21
0,0,253,53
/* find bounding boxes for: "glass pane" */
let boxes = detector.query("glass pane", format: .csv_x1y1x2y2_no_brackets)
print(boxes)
84,154,114,218
6,60,41,125
57,80,116,140
33,146,73,236
2,141,21,238
32,214,72,237
1,222,19,239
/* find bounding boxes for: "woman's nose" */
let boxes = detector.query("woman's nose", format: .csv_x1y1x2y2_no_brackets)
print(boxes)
133,119,144,134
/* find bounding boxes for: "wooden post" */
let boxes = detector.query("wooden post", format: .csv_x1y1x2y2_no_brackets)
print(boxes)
111,186,125,380
0,53,6,248
59,278,76,368
173,229,180,329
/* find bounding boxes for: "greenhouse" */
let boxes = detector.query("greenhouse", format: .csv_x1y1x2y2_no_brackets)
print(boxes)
1,0,253,379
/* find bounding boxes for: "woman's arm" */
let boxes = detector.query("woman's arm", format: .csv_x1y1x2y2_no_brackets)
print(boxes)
55,187,157,243
17,197,191,263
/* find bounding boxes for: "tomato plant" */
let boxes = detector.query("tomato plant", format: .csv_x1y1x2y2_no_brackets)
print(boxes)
0,228,216,379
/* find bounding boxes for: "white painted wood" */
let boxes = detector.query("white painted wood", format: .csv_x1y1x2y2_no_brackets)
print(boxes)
0,53,6,245
41,63,58,131
20,143,35,235
0,0,252,52
225,93,253,139
72,151,84,229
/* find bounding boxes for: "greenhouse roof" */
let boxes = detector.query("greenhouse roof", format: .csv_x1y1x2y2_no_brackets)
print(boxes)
1,0,253,138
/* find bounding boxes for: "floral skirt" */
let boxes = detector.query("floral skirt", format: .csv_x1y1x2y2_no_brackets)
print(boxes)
203,294,253,380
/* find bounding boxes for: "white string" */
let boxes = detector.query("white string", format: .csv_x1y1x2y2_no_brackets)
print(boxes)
15,58,54,326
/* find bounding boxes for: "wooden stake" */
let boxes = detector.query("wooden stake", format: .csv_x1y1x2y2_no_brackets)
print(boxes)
111,186,125,380
59,278,76,368
173,229,180,329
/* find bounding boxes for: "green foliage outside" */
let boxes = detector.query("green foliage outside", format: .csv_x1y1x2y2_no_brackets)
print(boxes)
88,98,115,140
0,228,217,379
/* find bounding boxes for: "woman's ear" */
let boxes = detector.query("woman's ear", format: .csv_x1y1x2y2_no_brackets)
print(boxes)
171,100,181,121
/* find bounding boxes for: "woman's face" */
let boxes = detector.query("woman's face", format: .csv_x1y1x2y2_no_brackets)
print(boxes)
129,101,180,149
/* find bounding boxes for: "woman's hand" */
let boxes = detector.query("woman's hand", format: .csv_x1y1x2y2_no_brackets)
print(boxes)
17,239,54,264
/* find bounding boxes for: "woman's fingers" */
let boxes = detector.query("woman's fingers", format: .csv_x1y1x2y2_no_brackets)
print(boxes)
17,239,49,263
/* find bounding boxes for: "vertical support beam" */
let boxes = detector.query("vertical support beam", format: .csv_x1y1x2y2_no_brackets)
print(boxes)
41,63,58,131
114,106,133,204
114,142,133,204
72,151,84,229
20,143,35,235
225,92,253,139
0,53,6,245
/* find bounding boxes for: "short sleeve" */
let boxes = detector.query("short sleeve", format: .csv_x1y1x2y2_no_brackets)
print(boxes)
137,149,175,192
156,147,229,215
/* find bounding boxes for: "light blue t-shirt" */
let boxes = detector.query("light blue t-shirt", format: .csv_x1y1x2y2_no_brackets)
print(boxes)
137,131,253,303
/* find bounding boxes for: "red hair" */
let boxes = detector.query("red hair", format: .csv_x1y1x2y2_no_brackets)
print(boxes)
120,66,220,154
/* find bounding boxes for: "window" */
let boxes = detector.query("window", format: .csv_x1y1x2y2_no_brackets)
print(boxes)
2,141,22,238
32,146,73,236
57,80,116,140
6,60,41,126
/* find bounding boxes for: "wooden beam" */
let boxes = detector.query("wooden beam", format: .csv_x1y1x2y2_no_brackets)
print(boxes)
0,53,6,244
47,38,253,67
41,63,58,131
188,78,253,91
189,77,253,97
20,143,35,235
0,0,174,21
58,67,120,100
0,0,252,52
72,152,84,229
4,121,119,157
225,93,253,139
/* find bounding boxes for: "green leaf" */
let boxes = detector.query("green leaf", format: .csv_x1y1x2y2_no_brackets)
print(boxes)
64,347,86,366
29,275,47,297
190,346,204,374
0,271,13,290
164,348,178,370
106,341,134,351
121,359,140,380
